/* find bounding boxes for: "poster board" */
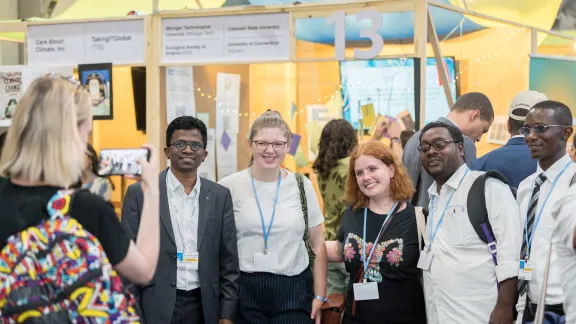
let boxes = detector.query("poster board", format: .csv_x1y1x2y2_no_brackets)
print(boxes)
27,19,146,66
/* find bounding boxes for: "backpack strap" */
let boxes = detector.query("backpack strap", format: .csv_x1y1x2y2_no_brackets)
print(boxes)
467,170,512,269
46,189,76,220
415,207,426,251
295,173,316,271
570,172,576,187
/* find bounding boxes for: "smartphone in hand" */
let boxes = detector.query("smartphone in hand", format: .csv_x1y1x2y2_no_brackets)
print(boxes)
99,148,150,176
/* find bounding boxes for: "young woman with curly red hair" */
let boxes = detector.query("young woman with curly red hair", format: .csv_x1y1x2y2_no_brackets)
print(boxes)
326,140,426,324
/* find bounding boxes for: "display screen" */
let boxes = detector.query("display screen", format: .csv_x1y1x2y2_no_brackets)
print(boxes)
340,57,457,129
99,148,150,176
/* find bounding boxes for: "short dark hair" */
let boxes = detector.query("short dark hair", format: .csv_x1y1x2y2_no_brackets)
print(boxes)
166,116,208,149
531,100,573,126
508,117,525,134
400,130,415,149
419,121,465,145
451,92,494,122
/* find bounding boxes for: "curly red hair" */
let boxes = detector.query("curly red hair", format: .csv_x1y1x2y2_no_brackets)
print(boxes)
345,141,415,209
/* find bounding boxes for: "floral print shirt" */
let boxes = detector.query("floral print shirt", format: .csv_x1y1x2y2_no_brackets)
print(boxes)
317,157,349,241
337,203,422,283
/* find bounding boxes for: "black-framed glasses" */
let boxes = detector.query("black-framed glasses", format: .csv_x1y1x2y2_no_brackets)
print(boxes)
170,140,204,151
252,141,288,151
418,140,457,154
519,124,568,137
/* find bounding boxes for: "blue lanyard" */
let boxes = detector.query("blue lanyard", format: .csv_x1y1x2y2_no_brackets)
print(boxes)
250,168,282,255
524,161,571,259
362,201,399,280
427,168,470,251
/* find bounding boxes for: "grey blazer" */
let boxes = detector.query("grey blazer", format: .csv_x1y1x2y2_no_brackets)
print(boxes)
121,168,239,324
402,117,477,208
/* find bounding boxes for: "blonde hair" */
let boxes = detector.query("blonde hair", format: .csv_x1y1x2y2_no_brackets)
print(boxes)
0,77,92,187
248,110,292,165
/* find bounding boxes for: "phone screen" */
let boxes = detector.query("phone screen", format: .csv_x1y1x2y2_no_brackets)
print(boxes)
99,148,149,176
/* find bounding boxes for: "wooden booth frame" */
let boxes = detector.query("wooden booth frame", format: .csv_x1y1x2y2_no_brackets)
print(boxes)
0,0,575,173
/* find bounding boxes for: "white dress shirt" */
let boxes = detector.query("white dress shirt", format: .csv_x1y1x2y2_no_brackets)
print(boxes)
552,185,576,323
167,168,201,291
515,154,576,321
423,164,521,324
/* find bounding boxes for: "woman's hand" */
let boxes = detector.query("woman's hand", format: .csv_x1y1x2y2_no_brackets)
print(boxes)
127,144,159,192
311,299,323,324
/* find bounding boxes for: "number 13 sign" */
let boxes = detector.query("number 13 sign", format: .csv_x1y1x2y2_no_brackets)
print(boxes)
325,9,384,61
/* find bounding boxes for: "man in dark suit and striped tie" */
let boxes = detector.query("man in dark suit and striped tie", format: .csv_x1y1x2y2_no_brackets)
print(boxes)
515,100,575,323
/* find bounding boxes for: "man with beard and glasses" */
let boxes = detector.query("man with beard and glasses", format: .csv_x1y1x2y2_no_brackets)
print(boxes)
514,100,575,324
417,122,521,324
122,116,240,324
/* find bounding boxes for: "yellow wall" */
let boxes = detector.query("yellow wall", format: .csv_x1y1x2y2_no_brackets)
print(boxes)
91,67,147,211
94,27,533,212
290,27,532,157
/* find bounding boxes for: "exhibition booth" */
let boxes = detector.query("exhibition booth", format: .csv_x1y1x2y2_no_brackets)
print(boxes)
0,0,574,211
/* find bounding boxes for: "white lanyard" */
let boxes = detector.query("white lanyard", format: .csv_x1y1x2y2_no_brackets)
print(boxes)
168,186,198,253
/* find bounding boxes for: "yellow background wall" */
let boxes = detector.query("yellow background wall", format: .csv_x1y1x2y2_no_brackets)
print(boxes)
92,27,534,211
91,67,147,212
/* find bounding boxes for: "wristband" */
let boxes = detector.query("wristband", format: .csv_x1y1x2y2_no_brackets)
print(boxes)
314,295,328,303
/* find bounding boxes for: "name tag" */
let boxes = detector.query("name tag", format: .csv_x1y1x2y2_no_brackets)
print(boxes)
518,260,533,281
177,251,199,271
254,252,279,271
417,249,433,271
353,281,379,301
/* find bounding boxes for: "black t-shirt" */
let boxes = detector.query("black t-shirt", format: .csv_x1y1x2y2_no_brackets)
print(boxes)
337,203,421,282
337,203,426,324
0,181,131,266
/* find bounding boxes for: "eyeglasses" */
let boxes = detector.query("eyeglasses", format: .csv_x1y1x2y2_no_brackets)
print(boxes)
519,124,568,137
170,140,204,151
418,140,457,154
252,141,288,151
45,73,81,85
45,73,83,92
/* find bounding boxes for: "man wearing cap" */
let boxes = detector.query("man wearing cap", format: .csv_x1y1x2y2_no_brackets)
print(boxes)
471,91,547,189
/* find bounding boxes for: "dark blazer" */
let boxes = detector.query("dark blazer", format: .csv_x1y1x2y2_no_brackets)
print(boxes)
121,168,239,324
471,136,537,189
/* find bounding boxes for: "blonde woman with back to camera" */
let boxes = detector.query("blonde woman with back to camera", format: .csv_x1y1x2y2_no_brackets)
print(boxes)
219,110,328,324
0,76,160,320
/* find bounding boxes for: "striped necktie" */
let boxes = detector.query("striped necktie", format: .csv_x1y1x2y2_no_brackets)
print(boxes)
518,172,547,295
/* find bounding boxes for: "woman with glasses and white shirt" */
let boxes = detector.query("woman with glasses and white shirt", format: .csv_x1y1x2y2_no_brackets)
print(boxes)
219,110,327,324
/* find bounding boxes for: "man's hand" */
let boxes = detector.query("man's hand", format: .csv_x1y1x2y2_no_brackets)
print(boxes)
311,299,323,324
489,302,514,324
218,319,233,324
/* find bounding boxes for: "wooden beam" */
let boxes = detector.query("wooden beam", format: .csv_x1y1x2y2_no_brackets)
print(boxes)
158,0,415,19
427,8,454,108
145,15,164,169
294,53,415,63
429,0,576,41
414,0,427,128
530,27,538,54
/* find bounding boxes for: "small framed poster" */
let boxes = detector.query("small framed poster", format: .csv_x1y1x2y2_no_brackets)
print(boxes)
78,63,113,120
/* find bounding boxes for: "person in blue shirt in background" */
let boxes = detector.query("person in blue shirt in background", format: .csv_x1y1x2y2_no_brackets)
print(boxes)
472,90,546,189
